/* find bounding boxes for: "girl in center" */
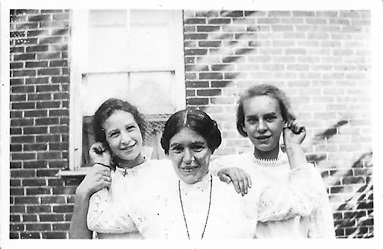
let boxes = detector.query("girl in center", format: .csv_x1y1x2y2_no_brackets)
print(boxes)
88,108,325,239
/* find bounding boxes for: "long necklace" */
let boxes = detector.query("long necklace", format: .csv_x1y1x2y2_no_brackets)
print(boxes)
178,175,212,239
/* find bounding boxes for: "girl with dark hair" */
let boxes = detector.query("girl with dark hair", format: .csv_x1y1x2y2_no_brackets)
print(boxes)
215,84,335,238
70,98,171,239
87,108,329,239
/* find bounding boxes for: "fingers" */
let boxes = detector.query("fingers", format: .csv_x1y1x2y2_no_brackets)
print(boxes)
218,173,232,184
90,142,106,154
231,171,251,196
284,120,306,134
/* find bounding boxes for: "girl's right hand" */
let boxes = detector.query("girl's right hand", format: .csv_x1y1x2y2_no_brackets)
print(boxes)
75,164,111,198
217,167,252,196
89,142,112,166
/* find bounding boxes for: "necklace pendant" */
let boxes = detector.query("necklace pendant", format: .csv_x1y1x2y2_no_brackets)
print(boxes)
123,168,128,177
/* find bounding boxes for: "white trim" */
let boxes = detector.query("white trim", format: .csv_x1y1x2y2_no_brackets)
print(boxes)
69,10,89,170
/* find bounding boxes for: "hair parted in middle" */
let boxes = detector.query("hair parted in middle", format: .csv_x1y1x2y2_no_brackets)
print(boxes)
160,108,222,155
236,83,296,137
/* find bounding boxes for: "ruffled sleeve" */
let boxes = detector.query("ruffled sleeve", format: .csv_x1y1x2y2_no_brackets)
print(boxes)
307,182,336,238
258,163,326,222
87,172,137,233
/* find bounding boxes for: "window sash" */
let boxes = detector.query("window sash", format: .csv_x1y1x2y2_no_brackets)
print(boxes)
69,9,185,170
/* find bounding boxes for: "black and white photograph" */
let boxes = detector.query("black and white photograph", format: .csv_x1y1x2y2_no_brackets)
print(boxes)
1,0,383,248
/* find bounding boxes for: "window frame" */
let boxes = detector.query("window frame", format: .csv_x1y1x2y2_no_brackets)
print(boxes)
67,9,185,173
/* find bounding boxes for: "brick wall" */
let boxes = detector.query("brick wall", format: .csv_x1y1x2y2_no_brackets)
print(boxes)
183,10,373,238
10,9,73,239
9,9,373,239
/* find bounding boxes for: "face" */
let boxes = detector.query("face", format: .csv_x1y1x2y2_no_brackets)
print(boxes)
168,128,212,184
103,110,143,162
242,95,284,159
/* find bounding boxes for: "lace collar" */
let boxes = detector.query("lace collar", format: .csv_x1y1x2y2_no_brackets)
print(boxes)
250,151,288,167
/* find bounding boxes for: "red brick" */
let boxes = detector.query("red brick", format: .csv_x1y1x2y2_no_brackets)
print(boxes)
185,18,206,24
22,215,38,222
42,232,67,239
24,110,48,118
186,98,209,105
11,86,35,94
24,126,48,135
25,223,52,231
26,61,49,68
14,196,39,205
26,187,51,195
23,161,48,169
20,232,41,239
37,152,62,160
199,72,223,80
40,196,66,204
13,70,37,77
184,33,209,40
11,170,36,178
27,205,52,213
197,89,222,96
184,48,208,56
53,205,74,213
11,152,36,161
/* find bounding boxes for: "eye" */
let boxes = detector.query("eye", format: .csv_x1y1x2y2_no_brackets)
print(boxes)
264,114,277,122
171,145,184,154
109,131,120,138
246,117,257,124
126,125,136,131
192,144,205,152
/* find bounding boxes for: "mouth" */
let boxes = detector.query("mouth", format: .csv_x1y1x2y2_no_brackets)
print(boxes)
120,142,137,151
181,165,200,173
256,136,271,142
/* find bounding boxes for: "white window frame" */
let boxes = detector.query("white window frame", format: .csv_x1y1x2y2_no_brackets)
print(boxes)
66,9,185,173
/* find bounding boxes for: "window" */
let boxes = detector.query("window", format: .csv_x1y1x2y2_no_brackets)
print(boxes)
69,9,185,171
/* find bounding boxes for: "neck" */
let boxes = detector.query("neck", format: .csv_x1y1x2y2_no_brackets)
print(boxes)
115,153,145,169
253,146,279,160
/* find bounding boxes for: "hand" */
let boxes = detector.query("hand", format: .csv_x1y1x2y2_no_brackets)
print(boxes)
282,120,306,146
217,167,252,196
75,164,112,198
89,142,112,166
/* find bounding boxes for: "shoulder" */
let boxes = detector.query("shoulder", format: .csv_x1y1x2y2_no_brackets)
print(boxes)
212,153,253,168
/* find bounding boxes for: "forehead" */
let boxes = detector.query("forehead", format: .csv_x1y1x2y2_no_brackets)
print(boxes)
170,128,206,144
103,110,136,130
243,95,281,116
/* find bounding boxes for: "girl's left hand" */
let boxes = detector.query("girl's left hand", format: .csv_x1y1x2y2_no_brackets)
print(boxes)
282,120,306,146
217,167,252,196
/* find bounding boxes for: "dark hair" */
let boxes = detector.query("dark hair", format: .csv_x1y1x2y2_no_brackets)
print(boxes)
236,84,296,137
93,98,146,147
161,109,222,155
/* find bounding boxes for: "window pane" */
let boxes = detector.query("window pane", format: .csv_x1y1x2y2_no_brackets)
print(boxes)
129,10,175,69
81,73,129,117
129,72,176,115
88,27,129,71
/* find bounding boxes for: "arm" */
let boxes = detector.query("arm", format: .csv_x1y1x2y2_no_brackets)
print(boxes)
69,164,111,239
69,142,112,239
211,157,252,196
258,121,324,221
308,186,336,238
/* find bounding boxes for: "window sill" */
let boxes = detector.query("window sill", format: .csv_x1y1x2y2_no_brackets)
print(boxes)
56,167,92,178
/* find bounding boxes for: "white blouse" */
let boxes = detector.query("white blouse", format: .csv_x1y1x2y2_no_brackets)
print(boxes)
87,158,329,239
87,159,173,238
212,152,335,238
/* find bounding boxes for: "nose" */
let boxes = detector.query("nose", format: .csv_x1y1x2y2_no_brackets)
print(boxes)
183,149,194,164
257,120,267,133
120,130,132,144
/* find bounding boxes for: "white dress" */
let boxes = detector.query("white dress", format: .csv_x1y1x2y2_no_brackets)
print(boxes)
87,158,329,239
213,152,335,238
87,159,173,239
